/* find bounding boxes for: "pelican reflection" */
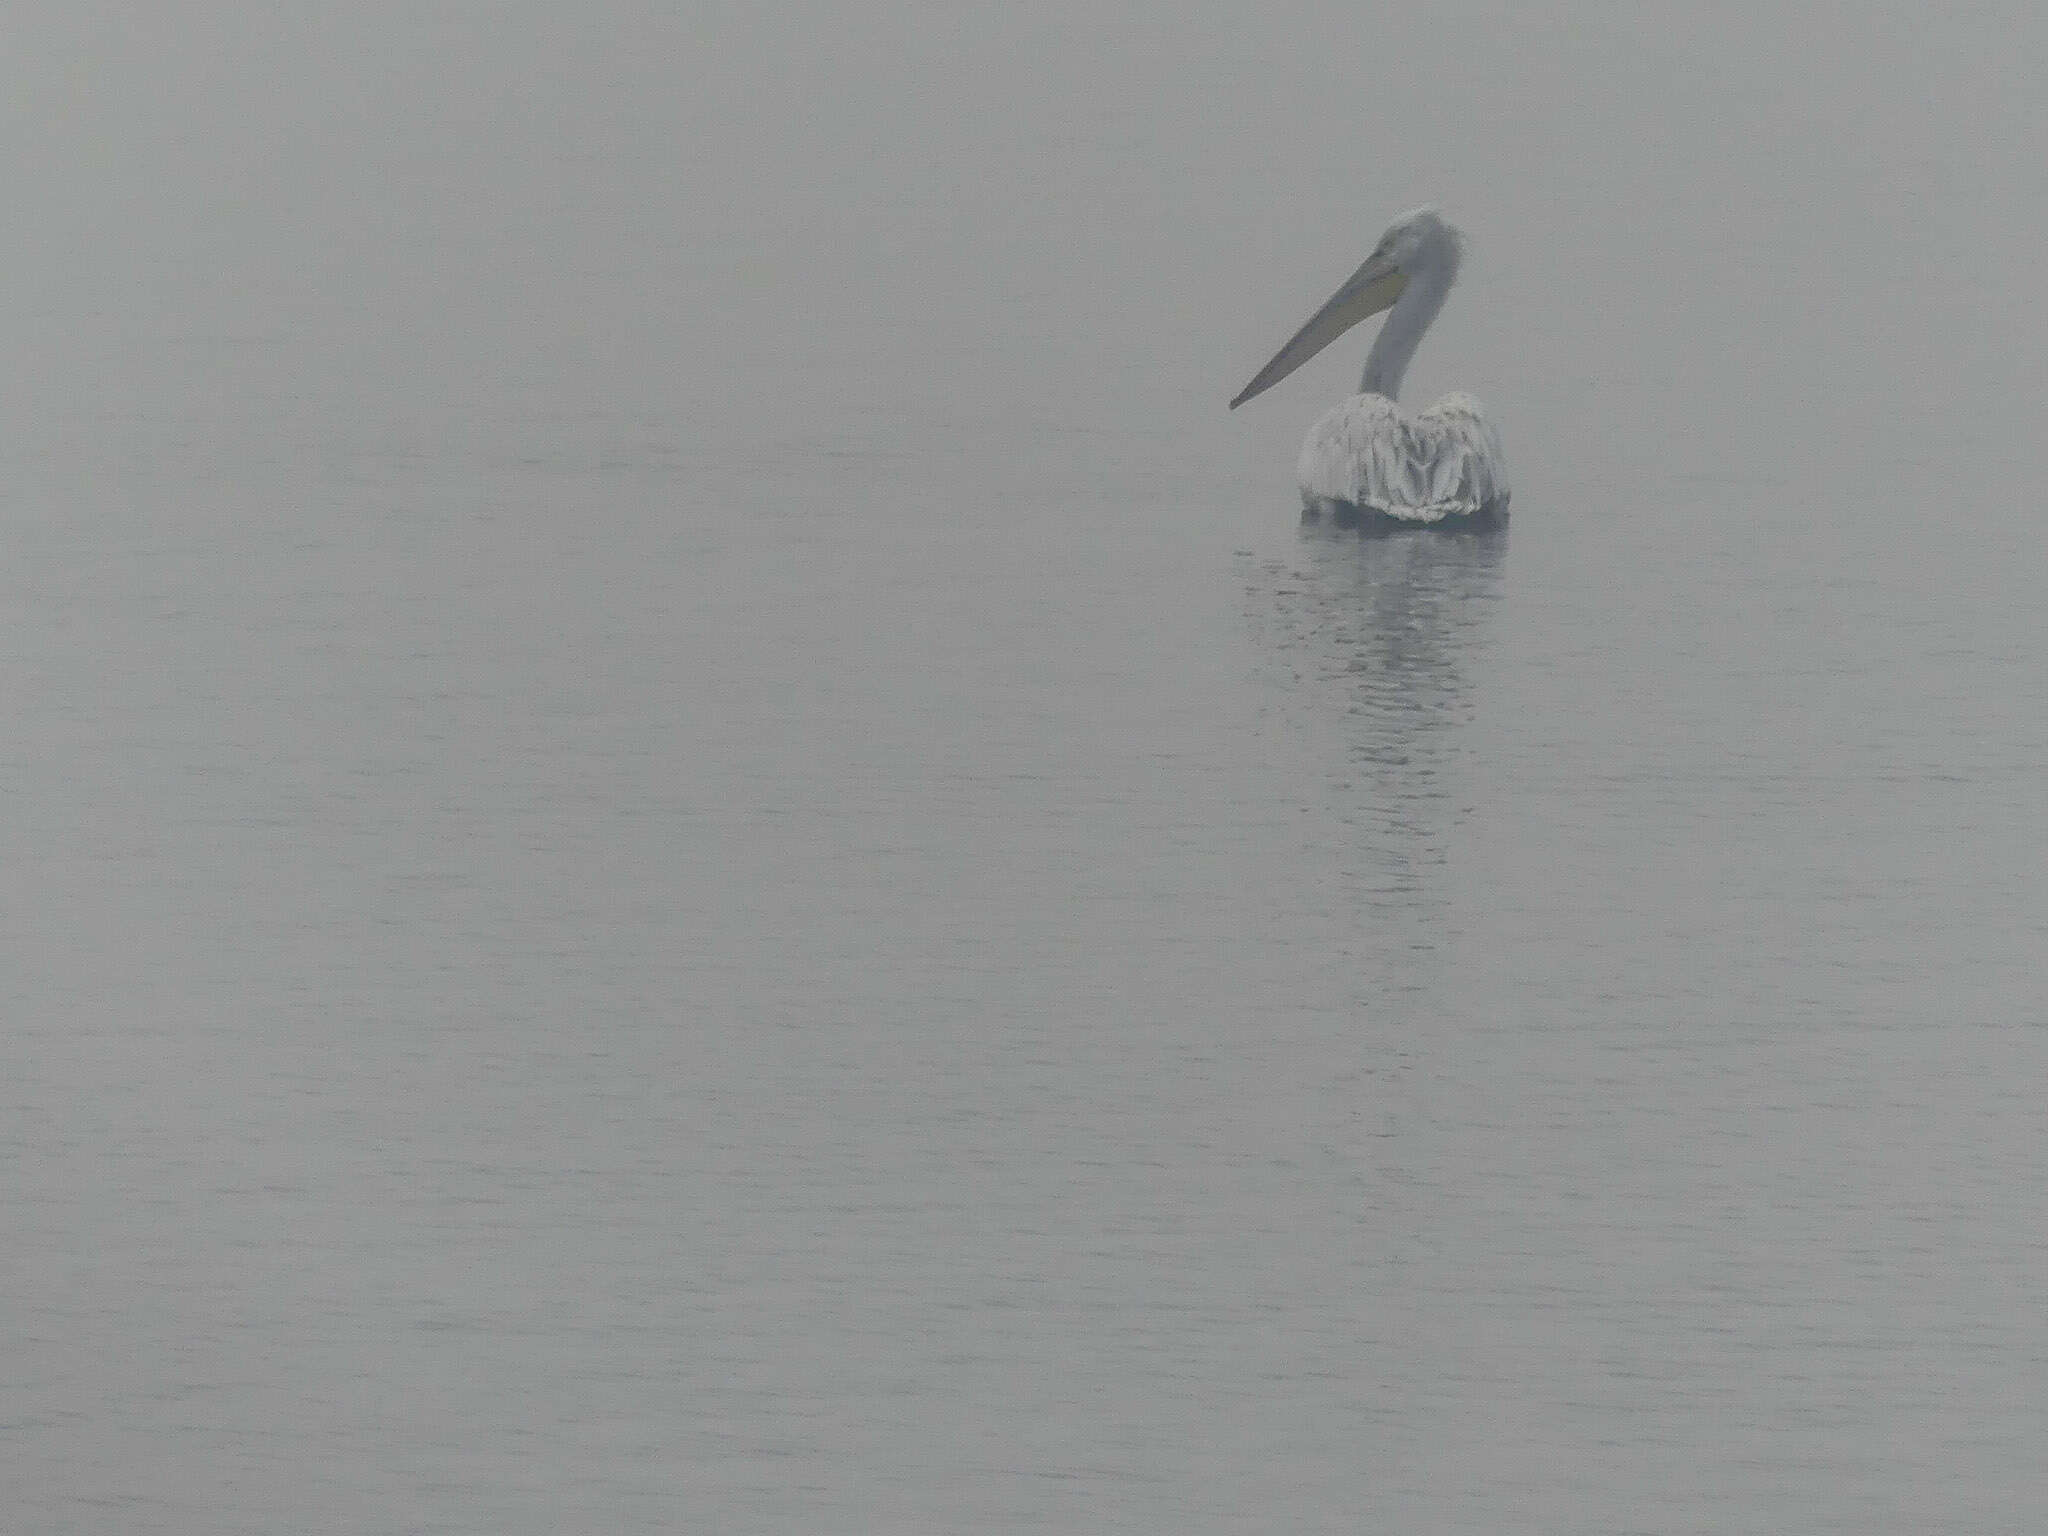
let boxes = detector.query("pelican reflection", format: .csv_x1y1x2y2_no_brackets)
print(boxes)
1251,521,1507,912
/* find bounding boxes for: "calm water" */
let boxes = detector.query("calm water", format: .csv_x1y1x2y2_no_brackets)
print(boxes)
5,3,2046,1531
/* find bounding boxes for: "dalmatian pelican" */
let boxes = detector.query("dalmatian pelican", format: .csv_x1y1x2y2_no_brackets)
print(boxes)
1232,206,1508,524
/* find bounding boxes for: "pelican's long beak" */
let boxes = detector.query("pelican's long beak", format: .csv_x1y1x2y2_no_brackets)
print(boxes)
1229,255,1408,409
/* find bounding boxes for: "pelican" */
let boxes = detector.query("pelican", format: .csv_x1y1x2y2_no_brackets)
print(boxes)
1231,206,1508,525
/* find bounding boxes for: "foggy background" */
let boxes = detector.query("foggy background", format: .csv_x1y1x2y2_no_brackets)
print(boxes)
4,2,2044,1530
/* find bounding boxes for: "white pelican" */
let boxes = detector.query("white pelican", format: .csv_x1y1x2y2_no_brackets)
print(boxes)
1231,206,1508,525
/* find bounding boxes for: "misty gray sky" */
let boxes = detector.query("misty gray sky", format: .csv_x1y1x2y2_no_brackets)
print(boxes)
5,2,2041,503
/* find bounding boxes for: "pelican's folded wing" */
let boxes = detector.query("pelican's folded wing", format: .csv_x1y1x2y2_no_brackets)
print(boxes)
1416,392,1508,515
1297,392,1509,522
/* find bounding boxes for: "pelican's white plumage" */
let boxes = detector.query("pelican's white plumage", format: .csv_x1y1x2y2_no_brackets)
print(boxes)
1232,206,1508,525
1295,391,1507,524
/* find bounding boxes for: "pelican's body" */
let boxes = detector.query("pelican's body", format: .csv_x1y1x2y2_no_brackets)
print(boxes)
1296,390,1506,524
1232,206,1508,525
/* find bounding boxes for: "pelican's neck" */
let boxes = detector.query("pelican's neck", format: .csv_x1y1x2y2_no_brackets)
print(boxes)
1359,258,1455,402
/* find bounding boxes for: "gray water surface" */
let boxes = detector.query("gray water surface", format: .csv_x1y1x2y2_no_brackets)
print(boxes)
5,3,2046,1531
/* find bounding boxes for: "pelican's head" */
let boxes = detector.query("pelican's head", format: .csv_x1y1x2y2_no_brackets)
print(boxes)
1373,205,1463,279
1230,205,1464,410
